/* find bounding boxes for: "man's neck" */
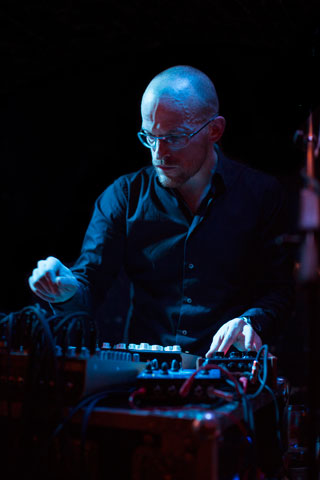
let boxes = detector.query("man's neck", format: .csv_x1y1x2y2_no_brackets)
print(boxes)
177,150,217,213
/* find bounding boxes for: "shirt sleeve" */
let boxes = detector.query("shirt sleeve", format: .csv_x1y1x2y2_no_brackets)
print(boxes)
52,176,128,316
240,178,295,342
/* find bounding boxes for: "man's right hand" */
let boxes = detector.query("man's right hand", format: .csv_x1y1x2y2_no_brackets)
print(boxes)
29,256,79,303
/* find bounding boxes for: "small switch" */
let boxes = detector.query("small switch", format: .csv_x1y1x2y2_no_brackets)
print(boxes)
172,345,182,352
151,345,164,351
161,362,169,374
171,359,180,371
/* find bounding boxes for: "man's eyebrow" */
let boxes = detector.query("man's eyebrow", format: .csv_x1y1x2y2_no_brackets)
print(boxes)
142,127,189,135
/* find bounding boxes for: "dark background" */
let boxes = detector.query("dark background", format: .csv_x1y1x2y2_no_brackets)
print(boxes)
1,1,320,382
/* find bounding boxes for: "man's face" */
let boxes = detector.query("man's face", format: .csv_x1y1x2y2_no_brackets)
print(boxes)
141,94,213,188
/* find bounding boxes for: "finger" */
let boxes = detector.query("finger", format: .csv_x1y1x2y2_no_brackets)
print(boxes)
32,271,55,296
218,334,236,355
56,276,78,290
218,323,242,354
28,275,37,293
35,291,56,302
45,264,57,293
28,275,51,298
29,272,47,293
205,334,223,358
30,284,57,303
41,272,58,295
33,261,52,291
36,260,58,295
253,333,263,351
45,256,63,274
44,270,59,294
244,325,255,351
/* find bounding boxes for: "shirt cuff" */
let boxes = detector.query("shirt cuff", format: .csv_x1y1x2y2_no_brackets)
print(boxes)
239,307,275,340
49,284,92,316
240,315,262,334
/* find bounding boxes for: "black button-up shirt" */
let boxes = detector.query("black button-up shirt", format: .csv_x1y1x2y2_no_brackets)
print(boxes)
63,150,293,356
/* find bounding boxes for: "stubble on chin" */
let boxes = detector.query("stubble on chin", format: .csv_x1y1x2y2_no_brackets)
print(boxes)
156,169,187,188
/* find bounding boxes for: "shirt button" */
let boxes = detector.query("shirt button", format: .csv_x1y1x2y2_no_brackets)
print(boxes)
182,330,188,335
188,263,194,269
186,297,192,304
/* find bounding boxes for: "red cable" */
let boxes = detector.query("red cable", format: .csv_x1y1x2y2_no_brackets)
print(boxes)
128,387,147,408
179,363,242,398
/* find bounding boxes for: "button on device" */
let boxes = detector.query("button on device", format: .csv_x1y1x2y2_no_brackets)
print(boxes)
186,297,192,304
172,345,182,352
151,345,164,351
188,263,194,269
182,330,188,335
67,346,76,357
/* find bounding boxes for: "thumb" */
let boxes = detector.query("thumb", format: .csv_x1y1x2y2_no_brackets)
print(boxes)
244,325,255,351
55,275,79,290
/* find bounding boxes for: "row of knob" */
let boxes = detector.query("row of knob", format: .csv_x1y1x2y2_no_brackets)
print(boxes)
102,342,182,352
144,359,181,373
144,383,220,400
209,351,257,359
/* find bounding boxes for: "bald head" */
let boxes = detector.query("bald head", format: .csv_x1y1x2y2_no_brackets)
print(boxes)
141,65,219,123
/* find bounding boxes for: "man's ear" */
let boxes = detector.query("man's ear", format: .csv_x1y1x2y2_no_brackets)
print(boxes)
209,116,226,142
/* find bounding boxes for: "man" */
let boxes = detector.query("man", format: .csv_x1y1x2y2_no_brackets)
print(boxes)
29,65,294,357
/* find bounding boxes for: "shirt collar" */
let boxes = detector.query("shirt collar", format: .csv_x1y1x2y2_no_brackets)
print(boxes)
214,145,245,191
154,144,243,195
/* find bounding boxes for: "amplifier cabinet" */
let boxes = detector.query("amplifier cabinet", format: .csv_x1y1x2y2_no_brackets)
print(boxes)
66,394,277,480
0,394,281,479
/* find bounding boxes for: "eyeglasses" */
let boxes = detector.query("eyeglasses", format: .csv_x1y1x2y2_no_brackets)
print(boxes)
137,113,219,150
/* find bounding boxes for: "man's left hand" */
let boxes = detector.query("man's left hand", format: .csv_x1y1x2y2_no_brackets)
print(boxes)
205,317,262,357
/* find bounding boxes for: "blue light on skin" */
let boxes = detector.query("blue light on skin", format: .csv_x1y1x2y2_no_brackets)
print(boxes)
204,412,215,420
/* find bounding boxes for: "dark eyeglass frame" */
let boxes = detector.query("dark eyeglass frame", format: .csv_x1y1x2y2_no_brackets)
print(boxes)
137,113,219,150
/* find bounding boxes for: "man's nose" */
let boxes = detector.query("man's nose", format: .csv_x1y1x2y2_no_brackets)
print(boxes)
153,138,170,157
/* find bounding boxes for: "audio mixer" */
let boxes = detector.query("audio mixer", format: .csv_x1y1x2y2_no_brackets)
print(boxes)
0,340,197,403
134,349,277,405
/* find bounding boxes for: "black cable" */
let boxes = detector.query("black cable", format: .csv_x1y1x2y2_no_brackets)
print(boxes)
80,395,109,454
224,376,256,438
263,383,283,452
0,305,65,477
53,311,91,352
224,375,259,478
53,311,91,337
5,312,14,420
248,344,269,399
43,388,133,479
50,390,116,440
231,345,270,476
74,318,85,353
0,305,100,478
21,305,63,441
